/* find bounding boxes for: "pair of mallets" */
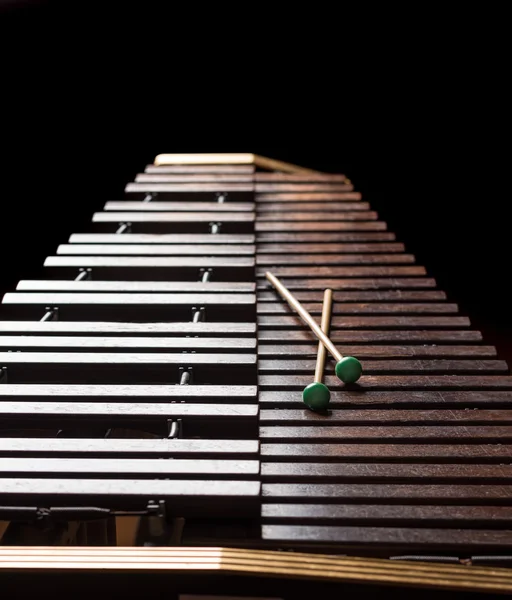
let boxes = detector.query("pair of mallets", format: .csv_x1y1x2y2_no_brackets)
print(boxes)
265,271,362,411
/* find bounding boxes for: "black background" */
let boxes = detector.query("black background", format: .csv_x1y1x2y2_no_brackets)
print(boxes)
0,1,510,360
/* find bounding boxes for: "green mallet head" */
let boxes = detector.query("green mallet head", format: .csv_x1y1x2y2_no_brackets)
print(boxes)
335,356,363,383
302,382,331,411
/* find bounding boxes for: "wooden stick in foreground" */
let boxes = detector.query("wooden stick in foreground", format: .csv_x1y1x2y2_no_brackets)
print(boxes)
303,289,333,410
265,271,362,383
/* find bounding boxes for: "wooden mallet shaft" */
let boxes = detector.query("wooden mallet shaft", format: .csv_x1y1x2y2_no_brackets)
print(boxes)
265,271,342,361
314,288,333,383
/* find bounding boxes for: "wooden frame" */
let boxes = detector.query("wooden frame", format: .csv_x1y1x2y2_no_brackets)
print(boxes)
0,547,511,593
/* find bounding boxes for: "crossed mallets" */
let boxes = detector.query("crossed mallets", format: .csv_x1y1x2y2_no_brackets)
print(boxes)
265,271,362,411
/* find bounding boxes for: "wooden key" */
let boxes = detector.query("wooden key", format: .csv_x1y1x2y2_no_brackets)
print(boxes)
0,335,257,352
0,457,260,477
105,201,254,212
17,280,256,293
302,289,333,411
255,183,354,193
254,172,347,182
93,211,255,222
257,202,368,212
258,192,362,202
145,164,255,174
265,272,362,383
69,233,256,244
0,321,257,336
59,244,257,256
257,232,394,243
134,174,254,183
257,211,378,222
0,437,258,456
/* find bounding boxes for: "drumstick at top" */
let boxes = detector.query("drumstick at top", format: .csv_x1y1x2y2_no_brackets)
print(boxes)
265,271,362,383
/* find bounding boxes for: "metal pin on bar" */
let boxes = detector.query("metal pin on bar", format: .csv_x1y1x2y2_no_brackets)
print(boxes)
209,195,225,234
179,368,191,386
192,306,205,323
302,289,333,410
143,193,155,203
75,269,91,282
168,368,188,438
39,270,90,322
182,192,224,421
265,271,362,383
116,222,131,234
40,306,59,322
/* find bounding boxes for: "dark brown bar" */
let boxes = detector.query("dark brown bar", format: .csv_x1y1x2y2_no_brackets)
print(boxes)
258,279,438,291
261,463,512,480
257,212,378,222
262,503,512,522
257,316,470,328
257,303,457,314
257,203,368,212
257,266,424,277
258,345,496,358
258,359,507,374
259,425,512,441
258,390,512,407
257,290,446,301
261,443,512,461
256,222,386,232
257,243,405,254
259,375,512,390
256,255,416,266
255,173,346,182
258,330,481,342
258,193,361,201
256,184,354,193
262,525,512,547
257,232,394,242
259,408,512,424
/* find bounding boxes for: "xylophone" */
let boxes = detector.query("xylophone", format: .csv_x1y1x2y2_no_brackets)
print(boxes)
1,153,512,596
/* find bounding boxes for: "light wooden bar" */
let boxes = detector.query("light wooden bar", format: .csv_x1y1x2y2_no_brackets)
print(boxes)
153,153,320,174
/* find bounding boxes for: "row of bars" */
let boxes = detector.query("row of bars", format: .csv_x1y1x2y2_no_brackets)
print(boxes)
0,161,261,545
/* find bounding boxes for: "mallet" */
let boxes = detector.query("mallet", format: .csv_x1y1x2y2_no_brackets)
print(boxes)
302,288,333,410
265,271,362,383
